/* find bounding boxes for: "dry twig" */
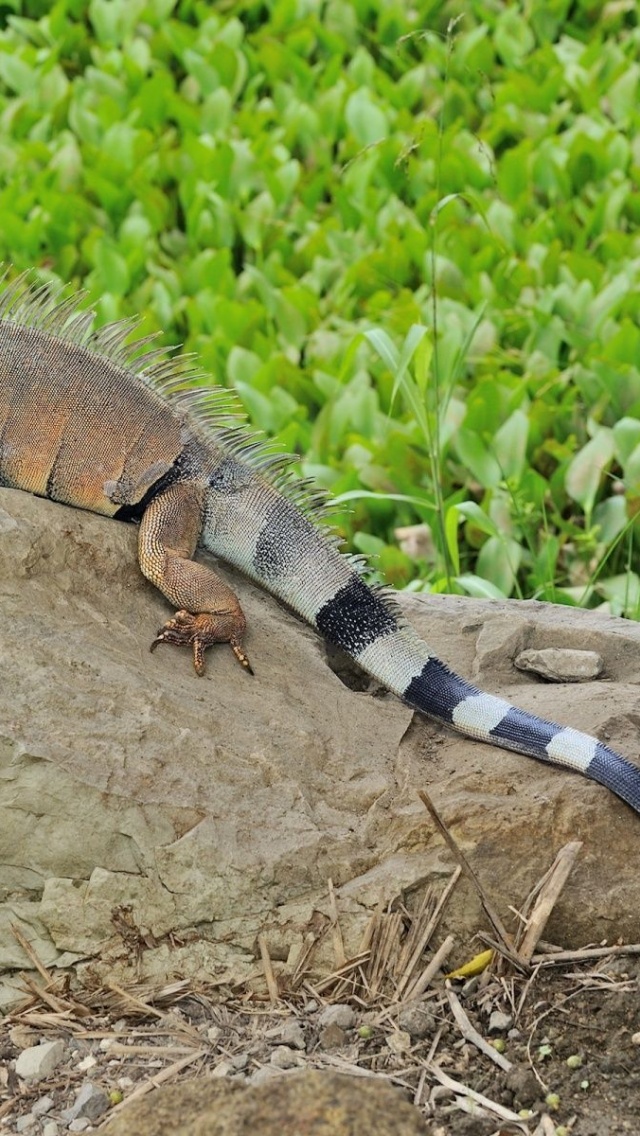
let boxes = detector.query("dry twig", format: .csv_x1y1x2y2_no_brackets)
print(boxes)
517,841,583,962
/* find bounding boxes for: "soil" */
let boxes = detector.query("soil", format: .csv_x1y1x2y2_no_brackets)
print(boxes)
1,956,639,1135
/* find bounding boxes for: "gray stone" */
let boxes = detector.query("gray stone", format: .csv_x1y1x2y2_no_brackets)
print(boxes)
515,646,603,682
397,1005,435,1039
210,1061,233,1079
61,1081,110,1123
31,1095,55,1116
277,1020,306,1049
16,1116,36,1133
15,1040,66,1083
42,1123,59,1136
318,1023,347,1049
317,1004,356,1030
270,1045,304,1069
488,1010,513,1033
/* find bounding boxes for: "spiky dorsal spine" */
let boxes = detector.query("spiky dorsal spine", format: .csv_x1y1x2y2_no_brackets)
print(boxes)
0,267,344,532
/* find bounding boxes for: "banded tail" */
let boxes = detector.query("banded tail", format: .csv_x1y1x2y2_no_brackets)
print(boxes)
201,488,640,815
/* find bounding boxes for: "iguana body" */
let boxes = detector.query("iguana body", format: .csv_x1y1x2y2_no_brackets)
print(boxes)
1,272,639,814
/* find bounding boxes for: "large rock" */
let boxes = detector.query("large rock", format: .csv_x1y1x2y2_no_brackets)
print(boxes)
99,1071,429,1135
1,489,639,1008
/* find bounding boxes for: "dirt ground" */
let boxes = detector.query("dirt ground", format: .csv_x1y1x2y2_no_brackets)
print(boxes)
1,940,639,1135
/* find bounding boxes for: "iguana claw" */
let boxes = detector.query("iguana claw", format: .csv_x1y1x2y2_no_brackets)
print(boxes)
150,610,253,677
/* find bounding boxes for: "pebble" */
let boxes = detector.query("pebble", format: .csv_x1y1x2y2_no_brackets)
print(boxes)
248,1065,280,1086
211,1060,233,1079
397,1005,435,1039
15,1040,66,1083
270,1045,304,1069
61,1081,110,1123
277,1020,306,1050
386,1030,411,1055
318,1023,347,1050
488,1010,513,1033
16,1117,36,1133
76,1055,97,1072
317,1003,356,1030
68,1121,91,1133
32,1096,55,1117
42,1123,59,1136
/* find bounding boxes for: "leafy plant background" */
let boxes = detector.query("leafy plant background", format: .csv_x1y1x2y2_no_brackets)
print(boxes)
1,0,639,615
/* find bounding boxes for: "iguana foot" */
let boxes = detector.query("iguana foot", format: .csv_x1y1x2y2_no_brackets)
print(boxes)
150,610,254,677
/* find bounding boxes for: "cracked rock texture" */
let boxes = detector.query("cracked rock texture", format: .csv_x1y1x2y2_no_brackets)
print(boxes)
1,489,639,1009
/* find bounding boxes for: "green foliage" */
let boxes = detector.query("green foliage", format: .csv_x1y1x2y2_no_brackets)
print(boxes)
0,0,639,615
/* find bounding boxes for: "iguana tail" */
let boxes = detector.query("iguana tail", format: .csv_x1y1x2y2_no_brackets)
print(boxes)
201,474,640,815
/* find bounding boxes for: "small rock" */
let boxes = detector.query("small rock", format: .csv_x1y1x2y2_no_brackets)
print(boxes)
278,1020,306,1050
270,1045,304,1070
488,1010,513,1033
631,1032,640,1045
16,1116,36,1133
248,1065,280,1086
230,1053,249,1071
15,1040,66,1083
76,1054,97,1072
461,976,481,998
211,1061,233,1079
68,1121,91,1133
61,1082,110,1123
42,1123,59,1136
397,1006,435,1039
32,1096,55,1116
317,1004,356,1030
386,1030,411,1055
207,1025,222,1043
318,1023,347,1050
514,647,603,683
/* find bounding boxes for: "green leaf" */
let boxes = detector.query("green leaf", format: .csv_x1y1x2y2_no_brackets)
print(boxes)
456,574,507,600
493,410,529,482
364,328,400,374
565,429,615,518
344,89,388,146
455,501,501,538
454,430,502,489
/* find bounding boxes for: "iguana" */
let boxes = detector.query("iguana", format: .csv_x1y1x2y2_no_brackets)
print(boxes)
1,270,639,815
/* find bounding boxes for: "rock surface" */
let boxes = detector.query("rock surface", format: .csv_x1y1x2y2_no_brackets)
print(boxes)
515,646,604,681
1,489,640,1008
99,1071,428,1135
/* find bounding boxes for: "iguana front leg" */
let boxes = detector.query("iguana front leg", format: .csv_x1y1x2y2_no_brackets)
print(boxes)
138,481,252,676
